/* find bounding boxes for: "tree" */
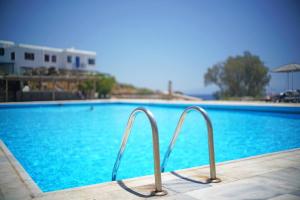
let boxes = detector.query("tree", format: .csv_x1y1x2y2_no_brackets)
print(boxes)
204,51,270,99
78,78,94,98
95,74,116,97
79,74,116,98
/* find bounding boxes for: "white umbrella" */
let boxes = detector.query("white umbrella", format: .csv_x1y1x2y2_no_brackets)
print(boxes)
272,63,300,90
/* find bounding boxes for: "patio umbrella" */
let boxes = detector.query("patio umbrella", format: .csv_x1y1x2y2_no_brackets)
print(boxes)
272,63,300,90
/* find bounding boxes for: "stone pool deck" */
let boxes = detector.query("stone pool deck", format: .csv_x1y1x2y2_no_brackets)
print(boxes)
1,141,300,200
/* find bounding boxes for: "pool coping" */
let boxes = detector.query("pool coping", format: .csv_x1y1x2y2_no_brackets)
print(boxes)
1,139,300,199
1,99,300,107
0,140,42,197
0,99,300,114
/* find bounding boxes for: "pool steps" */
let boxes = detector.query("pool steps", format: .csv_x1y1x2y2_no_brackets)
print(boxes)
112,106,220,197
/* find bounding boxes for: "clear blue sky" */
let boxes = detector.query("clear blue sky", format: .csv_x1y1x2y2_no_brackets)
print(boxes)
1,0,300,94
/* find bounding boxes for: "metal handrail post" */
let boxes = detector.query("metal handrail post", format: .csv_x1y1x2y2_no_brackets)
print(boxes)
161,106,220,183
112,107,167,196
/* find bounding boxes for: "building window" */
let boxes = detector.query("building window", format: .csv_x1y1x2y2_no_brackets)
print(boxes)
88,58,95,65
24,52,34,60
44,54,49,62
52,55,56,63
0,48,4,56
11,52,15,60
67,56,72,63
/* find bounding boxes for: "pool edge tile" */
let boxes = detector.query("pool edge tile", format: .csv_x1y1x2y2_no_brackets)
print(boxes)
0,140,42,198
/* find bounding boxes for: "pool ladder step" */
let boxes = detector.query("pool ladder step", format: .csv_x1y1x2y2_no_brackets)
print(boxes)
111,106,220,197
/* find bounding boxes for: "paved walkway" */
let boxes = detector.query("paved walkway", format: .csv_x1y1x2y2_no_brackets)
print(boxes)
1,141,300,200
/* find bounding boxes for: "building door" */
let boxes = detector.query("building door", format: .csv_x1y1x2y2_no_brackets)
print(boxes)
76,56,80,68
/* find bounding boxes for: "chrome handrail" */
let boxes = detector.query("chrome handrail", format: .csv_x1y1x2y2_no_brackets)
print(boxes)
112,107,167,196
161,106,220,183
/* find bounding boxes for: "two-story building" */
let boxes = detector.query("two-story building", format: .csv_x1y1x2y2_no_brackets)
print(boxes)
0,40,97,75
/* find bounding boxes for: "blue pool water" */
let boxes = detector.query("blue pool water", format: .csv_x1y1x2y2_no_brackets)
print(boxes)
0,102,300,192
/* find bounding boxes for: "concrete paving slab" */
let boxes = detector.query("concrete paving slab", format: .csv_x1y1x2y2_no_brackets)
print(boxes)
268,194,300,200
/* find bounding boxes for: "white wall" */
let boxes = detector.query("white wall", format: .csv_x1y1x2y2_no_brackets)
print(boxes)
39,49,62,69
62,50,96,71
0,42,14,63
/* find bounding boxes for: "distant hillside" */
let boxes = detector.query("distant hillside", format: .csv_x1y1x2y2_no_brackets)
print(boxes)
188,94,216,100
112,83,156,95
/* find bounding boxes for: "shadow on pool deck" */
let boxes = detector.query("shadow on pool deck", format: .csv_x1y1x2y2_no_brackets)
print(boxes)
170,171,212,184
116,171,211,198
117,180,154,198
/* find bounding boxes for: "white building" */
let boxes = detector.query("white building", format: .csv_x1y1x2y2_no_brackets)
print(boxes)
0,40,97,75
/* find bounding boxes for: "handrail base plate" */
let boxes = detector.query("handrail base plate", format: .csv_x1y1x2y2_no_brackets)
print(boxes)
209,177,222,183
151,190,168,196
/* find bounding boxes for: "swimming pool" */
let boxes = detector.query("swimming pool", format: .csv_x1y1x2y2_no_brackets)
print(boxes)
0,101,300,192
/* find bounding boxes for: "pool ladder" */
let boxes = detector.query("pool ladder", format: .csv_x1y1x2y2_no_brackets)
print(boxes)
161,106,221,183
111,107,167,196
111,106,220,196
